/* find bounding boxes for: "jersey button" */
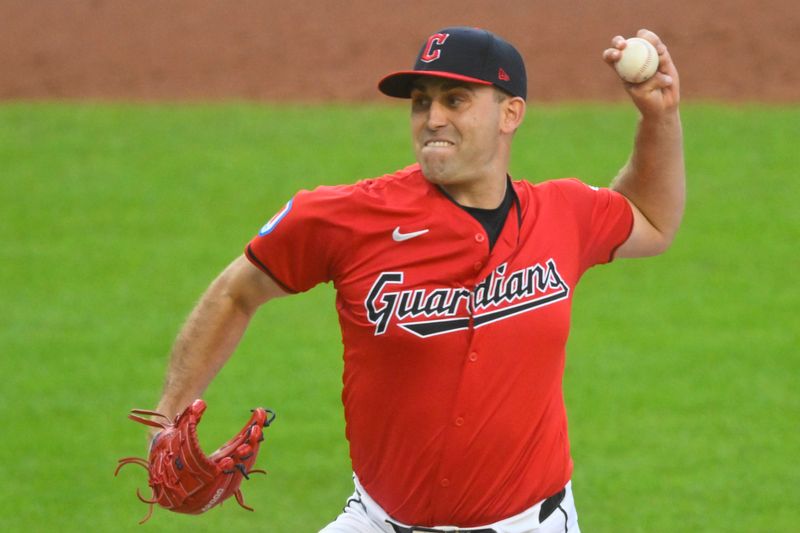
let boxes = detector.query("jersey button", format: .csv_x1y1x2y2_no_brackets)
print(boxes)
454,417,465,427
468,351,478,362
474,233,486,243
473,261,482,271
440,478,450,488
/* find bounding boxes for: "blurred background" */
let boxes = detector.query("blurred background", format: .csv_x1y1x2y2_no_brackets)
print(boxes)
2,0,798,102
1,1,798,532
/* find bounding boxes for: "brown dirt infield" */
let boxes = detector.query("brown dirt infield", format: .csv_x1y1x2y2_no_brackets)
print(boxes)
1,0,798,102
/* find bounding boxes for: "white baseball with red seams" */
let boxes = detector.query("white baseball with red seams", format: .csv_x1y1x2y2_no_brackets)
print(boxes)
614,37,659,83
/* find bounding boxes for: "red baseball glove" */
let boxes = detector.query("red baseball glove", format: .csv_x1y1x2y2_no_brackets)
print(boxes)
115,399,275,523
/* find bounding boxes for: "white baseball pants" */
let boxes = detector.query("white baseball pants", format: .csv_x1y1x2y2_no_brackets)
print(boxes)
320,475,580,533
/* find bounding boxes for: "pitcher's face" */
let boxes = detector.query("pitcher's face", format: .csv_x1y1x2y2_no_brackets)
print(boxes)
410,79,506,188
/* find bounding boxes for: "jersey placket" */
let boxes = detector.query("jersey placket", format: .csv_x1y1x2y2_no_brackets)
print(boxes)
428,197,523,519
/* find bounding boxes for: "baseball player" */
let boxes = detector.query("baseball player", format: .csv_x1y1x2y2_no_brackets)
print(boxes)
152,26,684,532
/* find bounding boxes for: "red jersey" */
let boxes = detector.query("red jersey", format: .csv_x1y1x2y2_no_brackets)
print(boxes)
246,164,633,527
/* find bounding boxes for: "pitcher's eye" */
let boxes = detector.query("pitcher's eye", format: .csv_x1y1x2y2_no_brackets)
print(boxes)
411,94,430,111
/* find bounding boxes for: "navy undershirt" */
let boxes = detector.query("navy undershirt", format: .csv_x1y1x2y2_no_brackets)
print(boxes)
457,184,514,251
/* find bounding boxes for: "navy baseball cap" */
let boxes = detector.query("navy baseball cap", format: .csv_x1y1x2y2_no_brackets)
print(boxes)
379,26,527,100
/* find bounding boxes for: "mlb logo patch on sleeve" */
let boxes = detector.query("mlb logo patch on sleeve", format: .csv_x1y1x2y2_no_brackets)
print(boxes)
259,198,294,236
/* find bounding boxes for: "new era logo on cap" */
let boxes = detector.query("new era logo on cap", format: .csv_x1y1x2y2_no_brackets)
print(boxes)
378,26,527,100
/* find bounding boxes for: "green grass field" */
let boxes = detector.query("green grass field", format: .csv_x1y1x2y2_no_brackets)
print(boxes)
1,102,797,532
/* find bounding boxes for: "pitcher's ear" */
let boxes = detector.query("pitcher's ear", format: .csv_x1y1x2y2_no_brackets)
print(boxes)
501,96,526,134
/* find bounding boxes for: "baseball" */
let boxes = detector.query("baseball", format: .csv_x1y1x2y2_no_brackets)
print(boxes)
614,37,659,83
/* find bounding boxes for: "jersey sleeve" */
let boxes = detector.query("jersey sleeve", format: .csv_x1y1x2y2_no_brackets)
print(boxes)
550,178,634,273
245,186,349,293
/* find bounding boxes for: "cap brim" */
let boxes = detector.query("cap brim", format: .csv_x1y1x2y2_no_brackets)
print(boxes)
378,70,493,98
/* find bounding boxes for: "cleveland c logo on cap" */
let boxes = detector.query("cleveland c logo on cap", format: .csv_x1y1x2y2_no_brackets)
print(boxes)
420,33,449,63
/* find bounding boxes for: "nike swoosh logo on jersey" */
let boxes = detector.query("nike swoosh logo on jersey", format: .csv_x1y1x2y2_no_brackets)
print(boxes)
392,227,429,242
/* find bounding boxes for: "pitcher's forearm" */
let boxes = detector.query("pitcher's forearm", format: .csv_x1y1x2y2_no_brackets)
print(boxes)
612,111,685,248
155,277,256,420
